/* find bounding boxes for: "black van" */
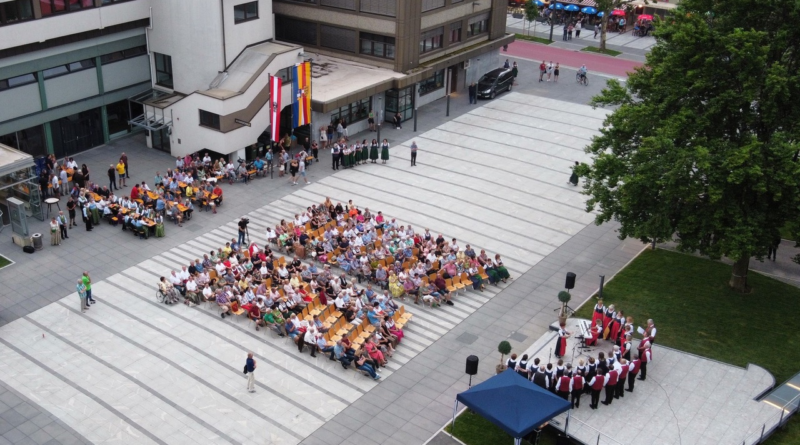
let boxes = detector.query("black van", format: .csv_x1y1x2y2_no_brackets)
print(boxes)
477,68,513,100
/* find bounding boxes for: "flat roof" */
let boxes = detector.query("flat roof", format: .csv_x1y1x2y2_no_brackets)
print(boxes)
0,143,34,178
307,54,405,104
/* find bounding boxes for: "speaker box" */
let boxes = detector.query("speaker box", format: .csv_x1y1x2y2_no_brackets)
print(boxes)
565,272,576,290
465,355,479,376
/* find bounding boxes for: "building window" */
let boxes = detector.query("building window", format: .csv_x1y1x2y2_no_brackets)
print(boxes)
100,45,147,65
419,70,444,96
40,0,94,16
102,0,136,4
0,0,33,26
330,97,371,126
360,0,395,17
0,73,37,91
419,27,443,54
450,22,462,43
321,25,357,53
42,58,96,79
421,0,444,12
360,32,395,59
154,52,174,89
275,15,317,45
468,13,489,37
275,67,293,84
199,110,221,130
320,0,355,10
234,1,259,24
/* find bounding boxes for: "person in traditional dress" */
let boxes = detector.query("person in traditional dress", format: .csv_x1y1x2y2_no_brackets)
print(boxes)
354,143,362,166
554,322,571,358
493,254,511,282
609,309,623,343
348,143,356,167
586,322,600,346
602,304,616,339
50,217,61,245
380,139,390,164
569,161,580,185
360,139,368,164
591,299,605,327
369,139,379,163
342,144,351,169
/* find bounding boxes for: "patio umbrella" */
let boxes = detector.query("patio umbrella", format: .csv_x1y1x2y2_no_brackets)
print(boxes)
581,6,597,14
548,3,564,10
638,14,653,20
534,0,545,6
564,4,580,12
597,11,604,17
611,9,626,16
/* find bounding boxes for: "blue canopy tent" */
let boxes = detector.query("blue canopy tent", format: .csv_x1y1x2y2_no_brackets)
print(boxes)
451,370,572,445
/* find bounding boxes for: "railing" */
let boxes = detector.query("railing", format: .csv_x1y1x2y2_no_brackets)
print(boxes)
739,393,800,445
559,415,624,445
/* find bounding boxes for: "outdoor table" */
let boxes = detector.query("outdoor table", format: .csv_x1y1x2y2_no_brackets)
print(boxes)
44,197,60,217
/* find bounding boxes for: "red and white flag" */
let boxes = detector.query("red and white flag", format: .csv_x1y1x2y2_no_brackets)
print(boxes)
269,75,282,142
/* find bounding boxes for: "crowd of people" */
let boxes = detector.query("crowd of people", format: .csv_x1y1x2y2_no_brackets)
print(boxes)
521,300,658,410
157,197,512,381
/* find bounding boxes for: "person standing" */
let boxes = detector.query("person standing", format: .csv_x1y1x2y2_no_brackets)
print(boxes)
58,211,69,240
575,21,582,38
121,152,129,178
244,352,257,393
562,24,568,41
116,159,126,187
556,369,572,400
107,164,117,190
511,62,519,86
638,341,652,381
380,139,390,164
311,140,319,163
468,82,477,104
76,279,89,313
410,141,418,167
369,139,379,163
568,23,574,40
82,271,96,305
238,218,248,246
616,358,628,399
569,161,581,185
298,158,310,185
82,204,93,231
601,368,618,405
50,217,61,246
588,372,606,409
571,369,585,409
547,61,554,82
554,63,560,82
67,197,77,228
768,232,781,261
539,61,546,82
332,142,342,170
554,322,570,358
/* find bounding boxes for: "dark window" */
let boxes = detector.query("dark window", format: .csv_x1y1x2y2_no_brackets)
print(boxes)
0,73,37,91
360,32,395,59
101,45,147,65
0,1,34,26
421,0,444,12
450,22,462,43
320,25,356,53
468,13,489,37
154,52,173,89
276,67,293,84
419,27,443,54
275,15,317,45
199,110,221,130
359,0,395,16
40,0,94,16
330,97,371,126
320,0,355,10
419,70,444,96
234,1,259,23
42,58,96,79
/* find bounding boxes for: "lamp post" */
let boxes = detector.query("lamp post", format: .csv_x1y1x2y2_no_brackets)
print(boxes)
446,68,451,117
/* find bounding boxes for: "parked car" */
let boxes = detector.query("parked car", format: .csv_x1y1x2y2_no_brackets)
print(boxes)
477,68,514,100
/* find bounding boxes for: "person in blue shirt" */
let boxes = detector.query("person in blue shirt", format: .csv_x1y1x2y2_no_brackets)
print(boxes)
253,158,264,173
155,197,166,215
366,302,382,326
244,352,257,392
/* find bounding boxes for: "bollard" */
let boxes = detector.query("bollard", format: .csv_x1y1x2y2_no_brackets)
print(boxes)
599,275,605,300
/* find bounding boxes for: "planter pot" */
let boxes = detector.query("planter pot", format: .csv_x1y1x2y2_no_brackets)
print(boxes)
496,364,508,374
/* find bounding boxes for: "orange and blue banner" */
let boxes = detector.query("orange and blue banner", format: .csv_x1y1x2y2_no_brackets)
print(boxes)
291,62,312,128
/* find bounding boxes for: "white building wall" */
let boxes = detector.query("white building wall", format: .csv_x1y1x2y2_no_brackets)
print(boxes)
223,0,274,66
101,55,151,92
148,0,225,94
0,84,41,121
0,1,150,52
44,69,100,108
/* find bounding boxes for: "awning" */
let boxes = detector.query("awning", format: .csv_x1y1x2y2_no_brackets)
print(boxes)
0,143,34,178
127,89,181,132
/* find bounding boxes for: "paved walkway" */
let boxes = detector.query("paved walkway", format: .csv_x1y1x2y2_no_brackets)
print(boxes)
504,40,643,79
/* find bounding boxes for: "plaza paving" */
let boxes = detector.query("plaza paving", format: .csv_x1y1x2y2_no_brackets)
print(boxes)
0,90,651,445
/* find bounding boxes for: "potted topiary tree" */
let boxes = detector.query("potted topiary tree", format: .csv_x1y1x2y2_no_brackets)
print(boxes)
558,291,572,326
496,340,512,374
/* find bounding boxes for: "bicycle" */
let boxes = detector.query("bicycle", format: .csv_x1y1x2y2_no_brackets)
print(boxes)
576,72,589,86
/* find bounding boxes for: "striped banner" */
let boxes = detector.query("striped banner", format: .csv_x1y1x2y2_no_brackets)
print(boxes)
291,62,312,128
270,75,282,142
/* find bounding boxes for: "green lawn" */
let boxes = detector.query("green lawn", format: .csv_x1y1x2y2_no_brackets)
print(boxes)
0,255,10,269
514,33,554,45
574,249,800,444
446,411,571,445
581,46,622,56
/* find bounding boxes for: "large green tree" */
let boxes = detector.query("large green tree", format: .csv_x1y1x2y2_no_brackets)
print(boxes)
582,0,800,292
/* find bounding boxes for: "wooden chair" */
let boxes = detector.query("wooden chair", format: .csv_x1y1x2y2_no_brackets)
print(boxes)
478,266,491,281
459,272,474,291
452,277,466,293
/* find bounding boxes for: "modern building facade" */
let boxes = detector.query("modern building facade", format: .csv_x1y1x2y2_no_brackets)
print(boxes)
0,0,304,161
273,0,514,135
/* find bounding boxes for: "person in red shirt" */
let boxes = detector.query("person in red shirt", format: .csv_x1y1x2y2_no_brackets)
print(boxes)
130,184,140,200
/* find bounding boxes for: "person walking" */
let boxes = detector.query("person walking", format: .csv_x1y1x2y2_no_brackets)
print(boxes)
569,161,580,185
82,271,96,305
511,62,519,85
58,211,69,240
107,164,118,190
468,82,477,104
547,61,554,82
768,231,781,261
575,21,582,38
298,158,310,185
116,160,126,187
410,141,418,167
121,152,129,178
244,352,257,393
76,279,89,313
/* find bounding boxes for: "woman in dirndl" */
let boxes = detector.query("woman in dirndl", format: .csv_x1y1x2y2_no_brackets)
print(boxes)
554,322,571,358
50,218,61,245
380,139,390,164
370,139,379,163
354,143,362,166
348,144,356,166
493,254,511,282
360,139,369,164
591,299,605,327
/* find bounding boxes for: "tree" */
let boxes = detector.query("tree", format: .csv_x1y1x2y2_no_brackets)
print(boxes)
581,0,800,292
524,0,539,37
594,0,639,51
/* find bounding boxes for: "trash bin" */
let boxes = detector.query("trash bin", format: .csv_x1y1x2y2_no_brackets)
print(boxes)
31,233,43,250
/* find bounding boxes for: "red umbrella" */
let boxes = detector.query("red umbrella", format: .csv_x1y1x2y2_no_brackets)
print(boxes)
611,9,626,16
638,14,653,20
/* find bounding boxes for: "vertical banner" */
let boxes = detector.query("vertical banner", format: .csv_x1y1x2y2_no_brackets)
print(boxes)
270,75,282,142
291,62,312,128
